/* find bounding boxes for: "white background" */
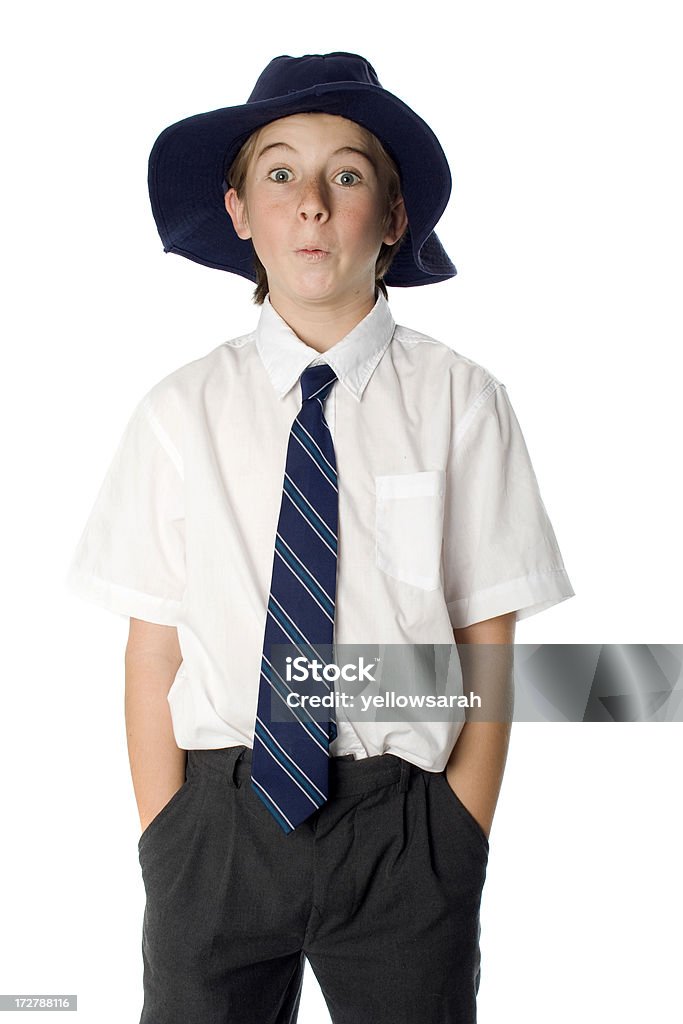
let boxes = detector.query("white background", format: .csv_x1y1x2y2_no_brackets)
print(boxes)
2,1,682,1021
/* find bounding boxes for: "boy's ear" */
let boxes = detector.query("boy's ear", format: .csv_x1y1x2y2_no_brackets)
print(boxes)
224,188,252,240
383,195,409,247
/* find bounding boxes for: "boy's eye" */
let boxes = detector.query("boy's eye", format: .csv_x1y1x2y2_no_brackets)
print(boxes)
268,168,293,183
334,170,361,186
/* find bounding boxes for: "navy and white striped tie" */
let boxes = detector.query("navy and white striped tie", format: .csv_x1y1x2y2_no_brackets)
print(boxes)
251,363,340,834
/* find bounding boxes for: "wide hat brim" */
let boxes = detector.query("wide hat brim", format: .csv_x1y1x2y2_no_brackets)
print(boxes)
148,80,456,288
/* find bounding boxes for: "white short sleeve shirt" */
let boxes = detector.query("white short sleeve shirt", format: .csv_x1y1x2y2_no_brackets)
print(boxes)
66,291,574,769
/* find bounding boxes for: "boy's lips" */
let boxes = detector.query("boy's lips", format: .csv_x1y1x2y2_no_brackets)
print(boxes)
295,247,330,261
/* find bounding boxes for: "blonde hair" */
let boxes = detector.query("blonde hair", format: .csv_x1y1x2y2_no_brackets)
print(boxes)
226,120,407,304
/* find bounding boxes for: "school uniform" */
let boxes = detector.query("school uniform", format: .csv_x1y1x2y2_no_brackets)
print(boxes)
66,289,574,1023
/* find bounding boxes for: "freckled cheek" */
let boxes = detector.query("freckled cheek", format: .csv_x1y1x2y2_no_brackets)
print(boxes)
248,203,290,247
251,201,283,227
343,215,385,255
258,194,288,214
340,195,384,230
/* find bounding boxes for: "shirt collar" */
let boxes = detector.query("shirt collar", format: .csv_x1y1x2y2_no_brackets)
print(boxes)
255,291,396,401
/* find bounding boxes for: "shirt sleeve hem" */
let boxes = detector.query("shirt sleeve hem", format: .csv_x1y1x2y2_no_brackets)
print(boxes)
446,569,575,629
65,565,184,627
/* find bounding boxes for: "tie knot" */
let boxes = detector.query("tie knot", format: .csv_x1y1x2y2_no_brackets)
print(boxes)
300,363,338,402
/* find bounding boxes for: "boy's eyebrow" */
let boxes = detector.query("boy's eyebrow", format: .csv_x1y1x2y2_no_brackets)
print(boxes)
256,142,377,170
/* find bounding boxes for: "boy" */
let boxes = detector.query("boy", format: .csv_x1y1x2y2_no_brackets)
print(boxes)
66,53,574,1023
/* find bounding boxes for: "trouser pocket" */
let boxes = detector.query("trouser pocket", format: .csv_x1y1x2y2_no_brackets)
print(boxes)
137,768,195,858
436,770,490,858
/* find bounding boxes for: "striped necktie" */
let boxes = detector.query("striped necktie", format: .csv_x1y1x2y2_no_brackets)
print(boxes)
251,363,340,834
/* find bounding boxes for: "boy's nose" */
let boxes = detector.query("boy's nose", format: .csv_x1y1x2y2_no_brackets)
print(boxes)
297,181,330,220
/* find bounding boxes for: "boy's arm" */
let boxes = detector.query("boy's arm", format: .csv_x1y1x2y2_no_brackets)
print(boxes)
125,618,186,834
446,612,516,840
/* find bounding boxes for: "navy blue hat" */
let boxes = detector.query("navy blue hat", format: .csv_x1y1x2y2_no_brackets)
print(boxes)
148,52,456,288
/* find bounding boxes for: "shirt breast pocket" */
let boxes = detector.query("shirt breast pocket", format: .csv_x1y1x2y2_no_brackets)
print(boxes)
375,470,446,591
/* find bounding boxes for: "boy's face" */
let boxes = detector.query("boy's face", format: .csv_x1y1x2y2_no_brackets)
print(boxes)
224,113,407,310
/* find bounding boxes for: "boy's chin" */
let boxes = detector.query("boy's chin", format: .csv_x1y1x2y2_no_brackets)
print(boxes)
273,273,342,303
268,264,375,307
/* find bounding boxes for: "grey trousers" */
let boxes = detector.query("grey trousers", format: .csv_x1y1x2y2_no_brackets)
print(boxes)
137,745,489,1024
